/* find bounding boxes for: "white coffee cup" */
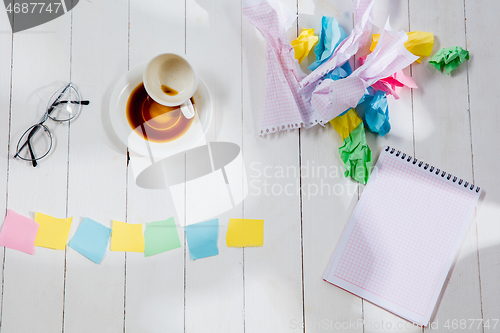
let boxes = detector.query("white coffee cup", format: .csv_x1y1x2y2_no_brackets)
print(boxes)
143,53,199,119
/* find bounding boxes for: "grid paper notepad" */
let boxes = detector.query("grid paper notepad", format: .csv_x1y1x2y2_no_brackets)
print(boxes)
324,146,481,325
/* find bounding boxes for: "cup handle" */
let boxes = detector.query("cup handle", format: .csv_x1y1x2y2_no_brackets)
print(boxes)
180,99,195,119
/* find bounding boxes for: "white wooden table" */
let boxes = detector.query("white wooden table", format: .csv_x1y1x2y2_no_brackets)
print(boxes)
0,0,498,332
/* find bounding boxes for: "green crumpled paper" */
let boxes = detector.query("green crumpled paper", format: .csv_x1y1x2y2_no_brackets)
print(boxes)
339,122,372,184
429,46,469,74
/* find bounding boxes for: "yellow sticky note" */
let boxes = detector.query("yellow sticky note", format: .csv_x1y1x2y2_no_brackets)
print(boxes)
370,31,434,63
110,220,144,252
291,28,318,64
34,212,72,250
370,34,380,52
226,218,264,248
330,109,362,141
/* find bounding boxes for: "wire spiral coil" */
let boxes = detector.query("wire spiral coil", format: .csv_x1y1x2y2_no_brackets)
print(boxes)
384,146,480,193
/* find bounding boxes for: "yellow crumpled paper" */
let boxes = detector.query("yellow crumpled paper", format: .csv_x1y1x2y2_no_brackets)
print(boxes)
291,28,318,64
370,31,434,63
330,108,362,141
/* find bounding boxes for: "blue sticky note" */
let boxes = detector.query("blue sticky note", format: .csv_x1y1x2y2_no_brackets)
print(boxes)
309,16,348,71
362,90,391,136
354,86,376,119
68,218,111,264
324,61,353,82
184,219,219,260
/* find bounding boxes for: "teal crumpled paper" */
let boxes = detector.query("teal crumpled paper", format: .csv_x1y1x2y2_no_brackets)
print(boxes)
339,122,372,184
325,61,353,81
356,90,390,136
429,46,469,74
309,16,348,71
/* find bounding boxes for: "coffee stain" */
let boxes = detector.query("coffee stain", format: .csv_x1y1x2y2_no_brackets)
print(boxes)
161,85,179,96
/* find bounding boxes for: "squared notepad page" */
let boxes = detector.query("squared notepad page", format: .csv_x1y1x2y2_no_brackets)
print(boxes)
324,147,481,325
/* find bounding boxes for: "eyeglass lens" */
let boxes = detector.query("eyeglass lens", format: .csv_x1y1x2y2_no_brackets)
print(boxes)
46,84,82,122
15,124,52,162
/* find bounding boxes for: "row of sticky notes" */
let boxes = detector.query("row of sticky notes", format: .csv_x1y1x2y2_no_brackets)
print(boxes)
0,210,264,263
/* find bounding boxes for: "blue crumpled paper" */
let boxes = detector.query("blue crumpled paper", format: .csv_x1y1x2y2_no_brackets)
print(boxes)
354,88,390,136
309,16,348,71
325,61,353,81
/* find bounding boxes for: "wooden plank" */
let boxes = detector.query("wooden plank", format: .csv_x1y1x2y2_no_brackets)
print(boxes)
409,0,482,330
1,13,71,333
242,0,304,331
62,0,129,332
125,0,185,331
0,2,12,324
184,0,244,331
298,1,364,332
465,0,500,329
0,0,11,214
361,1,423,332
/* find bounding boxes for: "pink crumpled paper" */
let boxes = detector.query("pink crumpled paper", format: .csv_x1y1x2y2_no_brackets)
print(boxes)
243,0,317,135
359,55,418,99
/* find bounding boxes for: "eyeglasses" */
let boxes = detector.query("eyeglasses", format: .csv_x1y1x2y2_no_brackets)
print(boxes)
14,83,90,167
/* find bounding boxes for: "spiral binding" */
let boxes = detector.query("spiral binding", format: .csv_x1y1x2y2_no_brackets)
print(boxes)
384,146,480,193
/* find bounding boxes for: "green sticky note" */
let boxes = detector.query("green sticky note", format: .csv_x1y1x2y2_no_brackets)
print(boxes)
338,122,372,184
429,46,469,74
144,218,181,257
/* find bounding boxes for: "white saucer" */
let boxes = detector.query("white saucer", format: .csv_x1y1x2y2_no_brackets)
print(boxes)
109,63,212,157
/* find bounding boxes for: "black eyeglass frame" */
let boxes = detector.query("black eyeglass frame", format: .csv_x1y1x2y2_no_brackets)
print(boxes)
14,83,90,167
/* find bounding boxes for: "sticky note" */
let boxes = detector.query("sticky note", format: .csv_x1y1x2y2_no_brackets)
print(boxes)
226,218,264,248
429,46,469,74
364,90,390,136
68,218,111,264
144,218,181,257
330,108,362,141
371,31,434,63
184,219,219,260
110,220,144,252
309,16,348,71
338,122,372,184
0,209,39,255
291,28,318,63
34,212,72,250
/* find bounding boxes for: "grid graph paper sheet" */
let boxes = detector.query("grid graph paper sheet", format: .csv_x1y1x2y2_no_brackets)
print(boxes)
324,147,481,325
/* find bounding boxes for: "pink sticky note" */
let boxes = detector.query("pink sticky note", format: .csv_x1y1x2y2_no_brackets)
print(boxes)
0,209,39,255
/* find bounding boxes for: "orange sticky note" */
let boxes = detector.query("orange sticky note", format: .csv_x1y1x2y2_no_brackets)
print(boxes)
226,218,264,248
110,220,144,252
34,212,72,250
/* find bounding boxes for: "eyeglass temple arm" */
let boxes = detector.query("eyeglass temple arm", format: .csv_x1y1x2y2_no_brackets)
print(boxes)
27,140,38,167
46,83,72,115
52,100,90,107
14,123,41,157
